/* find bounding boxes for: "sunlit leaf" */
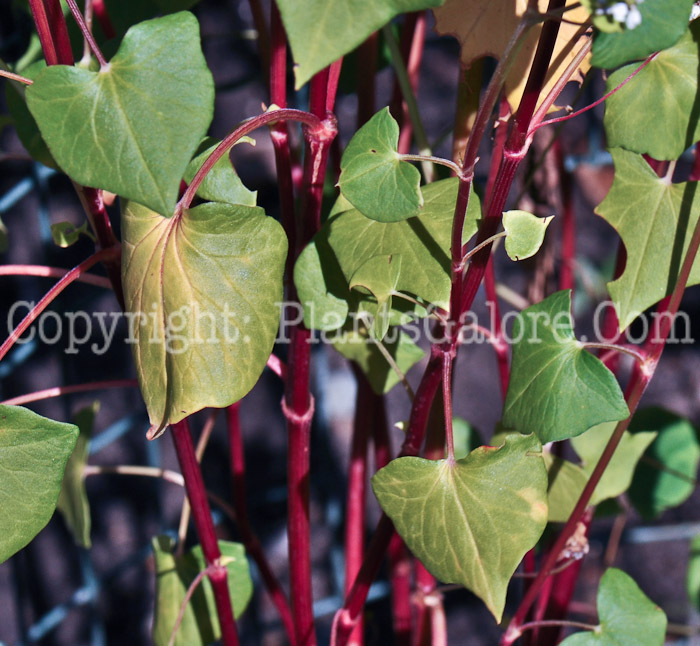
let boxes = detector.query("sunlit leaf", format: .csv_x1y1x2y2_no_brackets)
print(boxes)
338,108,422,223
502,210,553,261
372,433,548,621
56,403,98,548
502,291,629,443
51,221,93,248
571,422,656,505
152,536,252,646
595,149,700,331
559,568,666,646
121,201,286,434
276,0,445,89
0,405,78,563
604,23,700,160
26,12,214,216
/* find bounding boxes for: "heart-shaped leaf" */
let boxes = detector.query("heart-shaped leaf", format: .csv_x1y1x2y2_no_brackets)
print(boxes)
502,210,554,261
0,405,78,563
372,433,548,621
26,12,214,216
152,536,252,646
56,403,98,548
571,421,656,505
603,23,700,161
184,137,257,207
628,407,700,519
338,108,423,223
276,0,445,89
502,290,629,443
591,0,694,69
121,201,287,434
559,568,666,646
595,149,700,331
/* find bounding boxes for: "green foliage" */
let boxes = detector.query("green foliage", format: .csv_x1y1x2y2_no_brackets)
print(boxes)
56,403,97,548
628,407,700,519
152,536,252,646
603,23,700,161
502,210,553,261
544,453,588,523
0,405,78,563
571,422,656,505
559,568,667,645
502,291,629,442
26,12,214,216
595,149,700,331
349,254,401,339
184,137,257,207
275,0,445,89
121,201,287,433
338,108,422,222
51,220,94,248
591,0,694,69
372,433,548,621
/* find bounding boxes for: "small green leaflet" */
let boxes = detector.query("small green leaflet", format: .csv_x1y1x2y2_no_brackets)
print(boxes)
152,536,252,646
0,405,79,563
502,210,553,261
502,291,629,443
591,0,694,69
372,433,548,622
184,136,257,207
604,23,700,161
56,403,98,548
338,108,422,223
559,568,666,646
571,421,656,506
628,407,700,519
121,201,287,434
26,12,214,217
51,221,95,248
276,0,445,89
595,149,700,331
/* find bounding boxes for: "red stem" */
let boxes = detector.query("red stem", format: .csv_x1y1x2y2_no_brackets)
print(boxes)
92,0,115,39
396,12,427,154
171,420,239,646
691,142,700,182
43,0,74,65
1,379,138,407
0,247,119,363
65,0,107,67
227,403,297,646
0,264,111,288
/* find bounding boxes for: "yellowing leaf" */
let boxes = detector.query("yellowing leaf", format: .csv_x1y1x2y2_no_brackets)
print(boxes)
433,0,590,112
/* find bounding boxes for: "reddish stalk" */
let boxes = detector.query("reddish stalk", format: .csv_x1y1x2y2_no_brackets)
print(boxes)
0,264,112,288
0,247,119,363
691,142,700,182
502,190,700,646
170,419,239,646
0,70,33,85
1,379,138,407
92,0,115,39
226,403,296,645
65,0,107,68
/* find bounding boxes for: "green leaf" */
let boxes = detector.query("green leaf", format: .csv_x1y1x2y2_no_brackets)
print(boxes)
333,325,425,395
184,136,257,207
51,221,94,248
628,407,700,519
372,433,548,621
591,0,694,69
276,0,446,90
5,60,57,168
559,568,666,646
688,535,700,609
452,417,482,460
152,536,252,646
121,200,287,434
544,453,588,523
502,291,629,443
0,405,79,563
338,108,423,223
502,210,553,261
300,177,480,320
56,403,97,548
571,422,656,505
349,254,401,339
26,12,214,216
596,149,700,331
603,24,700,160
